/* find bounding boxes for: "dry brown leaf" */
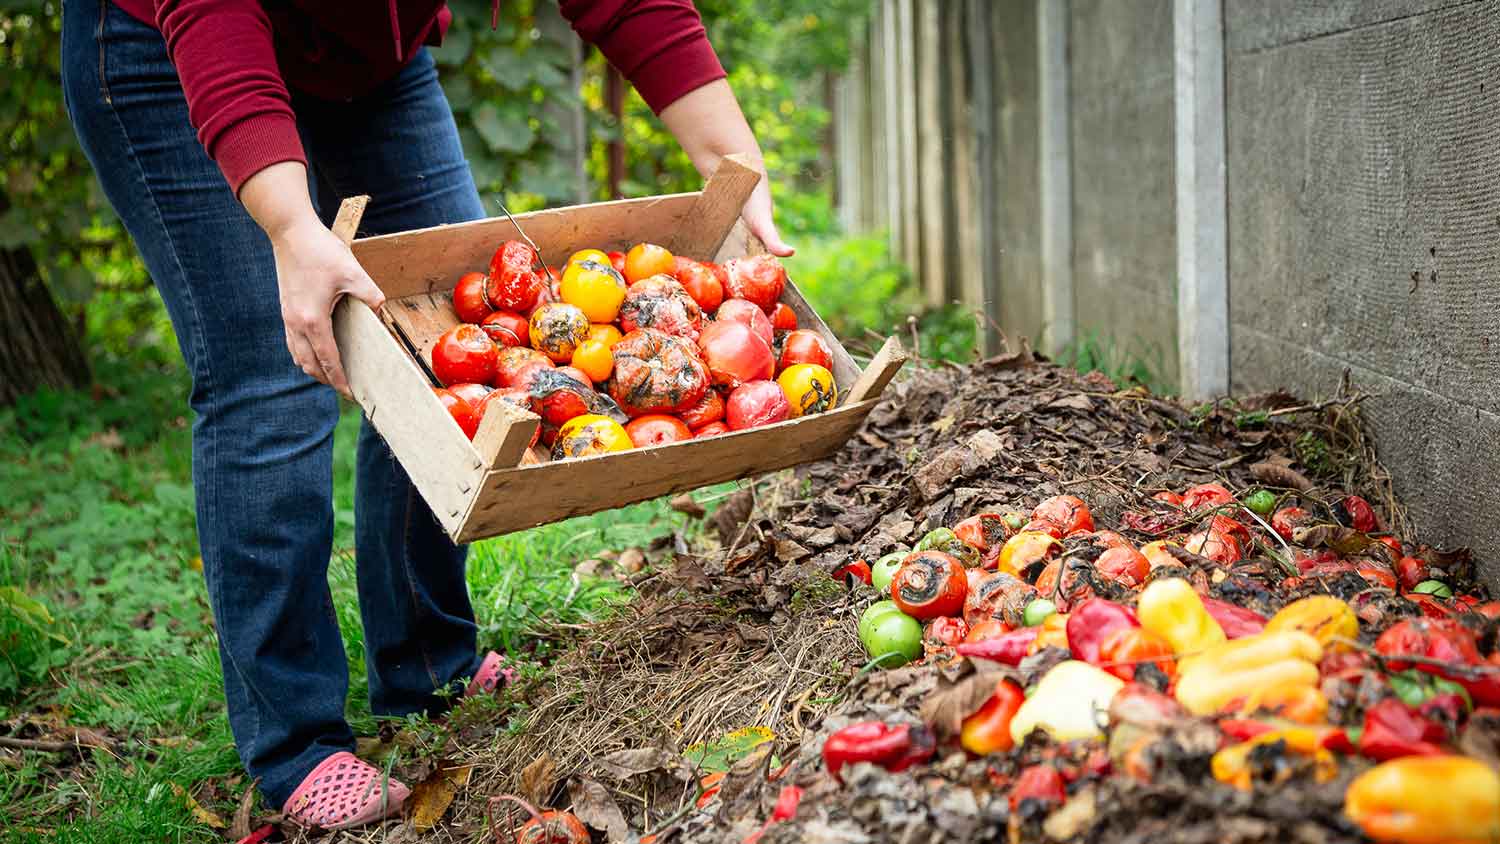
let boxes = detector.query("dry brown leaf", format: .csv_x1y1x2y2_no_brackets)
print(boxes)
519,754,558,807
407,764,472,833
1249,461,1313,491
597,747,681,781
568,777,629,842
169,782,226,830
669,493,706,519
228,777,259,840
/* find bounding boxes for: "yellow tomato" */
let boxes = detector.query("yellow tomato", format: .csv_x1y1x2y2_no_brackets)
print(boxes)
587,323,623,347
571,339,614,383
997,531,1058,577
553,414,632,459
777,363,837,417
565,248,609,271
528,302,589,363
559,260,626,323
624,242,674,285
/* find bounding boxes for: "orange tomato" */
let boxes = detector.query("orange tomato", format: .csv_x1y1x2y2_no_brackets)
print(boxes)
571,339,614,383
586,323,623,347
776,363,837,417
624,243,674,284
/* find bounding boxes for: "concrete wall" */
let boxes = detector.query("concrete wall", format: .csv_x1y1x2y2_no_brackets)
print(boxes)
1068,0,1180,382
1224,0,1500,587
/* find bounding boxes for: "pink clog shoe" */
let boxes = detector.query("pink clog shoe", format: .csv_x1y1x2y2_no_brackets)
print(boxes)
281,751,409,830
465,650,517,696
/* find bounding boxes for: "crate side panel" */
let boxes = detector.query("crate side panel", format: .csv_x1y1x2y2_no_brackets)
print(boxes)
455,400,879,541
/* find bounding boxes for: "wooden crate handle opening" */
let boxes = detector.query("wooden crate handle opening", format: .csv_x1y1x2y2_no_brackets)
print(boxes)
844,336,907,406
332,195,370,245
668,154,763,260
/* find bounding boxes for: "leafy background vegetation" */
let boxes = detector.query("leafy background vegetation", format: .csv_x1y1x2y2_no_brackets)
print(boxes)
0,0,987,839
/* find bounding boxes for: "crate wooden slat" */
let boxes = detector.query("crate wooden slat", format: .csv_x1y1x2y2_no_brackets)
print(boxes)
333,158,906,542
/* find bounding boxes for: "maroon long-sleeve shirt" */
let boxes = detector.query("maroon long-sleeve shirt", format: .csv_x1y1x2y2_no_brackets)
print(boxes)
113,0,726,193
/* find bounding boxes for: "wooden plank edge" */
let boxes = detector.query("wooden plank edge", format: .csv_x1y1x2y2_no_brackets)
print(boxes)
472,396,541,470
844,336,907,405
667,154,763,260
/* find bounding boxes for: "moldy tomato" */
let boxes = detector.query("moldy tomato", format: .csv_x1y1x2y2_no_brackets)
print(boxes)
618,275,704,339
494,346,552,388
451,271,491,324
890,551,968,620
623,242,675,284
678,389,725,430
778,363,837,417
559,259,626,323
674,257,724,312
1095,545,1150,587
526,367,597,427
528,302,590,363
552,414,632,459
447,382,491,407
777,329,833,372
954,513,1008,553
770,302,798,331
479,310,529,348
431,324,499,386
432,387,479,439
698,320,775,388
1271,506,1311,540
723,254,787,313
715,298,774,345
725,380,790,430
624,414,693,447
1181,482,1234,511
609,328,710,416
1032,495,1094,535
486,240,544,312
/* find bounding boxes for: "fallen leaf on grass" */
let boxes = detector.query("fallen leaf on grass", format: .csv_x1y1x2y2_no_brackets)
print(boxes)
407,764,473,833
682,726,774,773
669,493,706,519
519,754,558,807
568,777,628,842
229,778,259,840
598,747,683,780
169,782,226,829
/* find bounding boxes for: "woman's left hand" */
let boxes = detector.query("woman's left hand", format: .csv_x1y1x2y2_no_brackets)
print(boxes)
743,176,794,257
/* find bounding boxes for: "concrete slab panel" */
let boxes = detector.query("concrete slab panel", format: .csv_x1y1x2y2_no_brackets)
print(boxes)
1226,0,1478,54
1232,325,1500,589
1226,2,1500,416
989,0,1046,347
1068,0,1180,385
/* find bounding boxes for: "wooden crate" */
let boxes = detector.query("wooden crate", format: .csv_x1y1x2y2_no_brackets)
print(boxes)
330,156,906,543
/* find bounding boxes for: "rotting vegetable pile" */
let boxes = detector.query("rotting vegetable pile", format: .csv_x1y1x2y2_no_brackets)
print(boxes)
410,350,1498,844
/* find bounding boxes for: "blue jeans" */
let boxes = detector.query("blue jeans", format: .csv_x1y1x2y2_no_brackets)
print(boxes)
62,0,487,808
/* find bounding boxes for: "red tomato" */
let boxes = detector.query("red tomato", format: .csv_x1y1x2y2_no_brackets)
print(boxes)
1203,514,1250,544
607,251,626,274
477,388,540,447
954,513,1008,552
1356,563,1398,590
1184,529,1243,565
769,302,798,332
694,421,730,438
674,258,724,313
527,367,596,427
448,382,492,407
1096,546,1149,587
1151,491,1184,507
1395,556,1430,592
723,254,787,314
432,387,479,439
618,275,704,339
1334,495,1378,532
431,324,499,386
510,360,555,394
1021,518,1066,540
480,310,529,348
1032,495,1094,535
451,271,491,324
494,346,552,387
725,380,790,430
609,328,710,416
697,321,775,389
890,551,968,620
1181,483,1234,511
679,389,725,430
777,329,833,372
1376,536,1403,555
715,298,774,345
624,414,693,447
1271,506,1311,540
486,240,544,312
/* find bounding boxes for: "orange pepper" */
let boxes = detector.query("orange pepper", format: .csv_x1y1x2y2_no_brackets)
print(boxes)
1239,683,1328,724
959,678,1025,756
1027,612,1070,655
1211,727,1338,790
1097,626,1176,681
1344,755,1500,844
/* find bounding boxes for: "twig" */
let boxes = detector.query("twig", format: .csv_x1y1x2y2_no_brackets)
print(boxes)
1331,636,1500,679
0,737,71,753
1264,393,1370,419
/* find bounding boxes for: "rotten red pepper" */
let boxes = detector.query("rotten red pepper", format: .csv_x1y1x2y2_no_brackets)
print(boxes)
954,628,1040,666
822,721,936,783
1066,598,1139,665
1201,596,1267,639
1358,698,1447,761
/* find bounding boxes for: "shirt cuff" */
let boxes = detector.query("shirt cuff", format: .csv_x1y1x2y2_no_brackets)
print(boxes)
211,111,307,195
628,35,727,114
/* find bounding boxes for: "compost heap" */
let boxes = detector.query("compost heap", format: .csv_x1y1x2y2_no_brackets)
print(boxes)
431,350,1499,844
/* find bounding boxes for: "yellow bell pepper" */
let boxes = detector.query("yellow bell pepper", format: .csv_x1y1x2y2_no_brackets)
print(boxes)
1212,728,1337,790
1344,755,1500,844
1264,595,1358,650
1239,683,1328,724
1009,660,1125,743
1137,578,1225,655
1174,631,1322,716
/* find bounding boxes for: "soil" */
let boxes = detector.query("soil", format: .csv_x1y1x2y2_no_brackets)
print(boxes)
337,351,1494,844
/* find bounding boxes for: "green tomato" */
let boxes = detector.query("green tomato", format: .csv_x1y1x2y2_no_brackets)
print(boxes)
1389,670,1431,708
1413,580,1453,598
1430,676,1474,710
859,608,923,668
871,552,908,593
915,528,958,553
1023,598,1057,627
858,600,903,641
1244,489,1277,517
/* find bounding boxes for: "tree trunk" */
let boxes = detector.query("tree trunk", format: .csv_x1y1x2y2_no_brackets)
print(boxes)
0,194,91,404
606,64,625,200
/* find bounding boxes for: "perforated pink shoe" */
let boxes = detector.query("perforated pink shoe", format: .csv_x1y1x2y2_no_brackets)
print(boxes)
465,650,517,696
281,751,409,830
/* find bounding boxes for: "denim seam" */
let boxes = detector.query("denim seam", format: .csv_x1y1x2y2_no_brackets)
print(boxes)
399,461,442,691
95,0,240,746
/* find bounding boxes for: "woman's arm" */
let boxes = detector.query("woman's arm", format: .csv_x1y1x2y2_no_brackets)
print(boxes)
240,162,385,395
659,79,793,257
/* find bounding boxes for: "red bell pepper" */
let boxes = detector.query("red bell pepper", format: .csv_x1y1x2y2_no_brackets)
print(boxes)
1008,764,1067,812
1066,598,1139,664
1376,618,1500,707
1200,597,1266,639
822,722,936,783
1320,728,1360,755
833,560,872,587
1219,718,1276,742
1357,699,1447,761
955,628,1039,665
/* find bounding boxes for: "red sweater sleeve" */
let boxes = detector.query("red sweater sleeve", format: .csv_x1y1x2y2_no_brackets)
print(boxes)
154,0,306,194
559,0,727,113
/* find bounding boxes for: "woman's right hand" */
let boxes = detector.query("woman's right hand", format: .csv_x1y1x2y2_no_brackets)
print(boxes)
269,218,386,395
240,161,385,396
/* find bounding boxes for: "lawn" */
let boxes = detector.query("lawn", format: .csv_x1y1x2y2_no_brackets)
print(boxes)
0,355,723,842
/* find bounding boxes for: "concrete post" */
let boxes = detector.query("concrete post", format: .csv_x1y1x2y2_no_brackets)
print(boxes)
1038,0,1074,356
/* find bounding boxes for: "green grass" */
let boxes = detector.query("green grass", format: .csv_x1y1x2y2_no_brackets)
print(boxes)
0,355,719,842
1057,330,1174,396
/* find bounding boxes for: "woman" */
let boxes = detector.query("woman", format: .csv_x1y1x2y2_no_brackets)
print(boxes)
61,0,791,829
